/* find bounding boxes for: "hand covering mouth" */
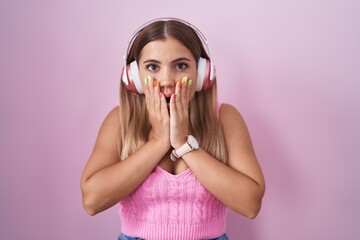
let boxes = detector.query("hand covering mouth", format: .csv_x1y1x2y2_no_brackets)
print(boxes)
163,93,173,104
165,96,171,104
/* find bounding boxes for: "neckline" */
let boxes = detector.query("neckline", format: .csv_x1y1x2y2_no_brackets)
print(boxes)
155,165,192,179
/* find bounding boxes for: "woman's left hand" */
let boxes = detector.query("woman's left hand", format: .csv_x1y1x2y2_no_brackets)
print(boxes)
169,76,193,148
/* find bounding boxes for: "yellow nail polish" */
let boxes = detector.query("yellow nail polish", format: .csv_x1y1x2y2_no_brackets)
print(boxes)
144,77,148,85
188,79,193,86
182,76,188,83
148,75,153,83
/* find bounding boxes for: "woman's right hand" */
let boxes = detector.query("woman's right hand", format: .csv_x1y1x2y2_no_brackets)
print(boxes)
143,75,170,145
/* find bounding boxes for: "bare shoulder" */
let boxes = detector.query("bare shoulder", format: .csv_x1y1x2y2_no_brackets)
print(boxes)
102,106,120,128
95,106,120,148
219,103,247,130
89,105,121,163
219,103,256,167
81,106,121,182
219,104,265,206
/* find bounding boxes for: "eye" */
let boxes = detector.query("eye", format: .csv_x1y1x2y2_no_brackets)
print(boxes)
175,62,188,71
146,64,159,72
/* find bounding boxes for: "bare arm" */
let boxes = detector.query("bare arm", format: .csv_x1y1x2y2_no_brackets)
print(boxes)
182,103,265,218
80,107,169,216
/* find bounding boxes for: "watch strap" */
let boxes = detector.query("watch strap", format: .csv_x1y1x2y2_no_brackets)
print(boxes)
170,135,199,161
170,143,191,161
174,142,192,157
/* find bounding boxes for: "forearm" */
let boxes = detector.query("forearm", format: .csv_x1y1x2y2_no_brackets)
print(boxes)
81,138,169,215
183,148,265,218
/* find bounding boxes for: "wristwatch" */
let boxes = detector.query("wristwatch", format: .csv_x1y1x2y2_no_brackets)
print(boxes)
170,135,199,161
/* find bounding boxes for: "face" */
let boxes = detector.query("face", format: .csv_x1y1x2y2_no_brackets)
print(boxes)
138,37,197,99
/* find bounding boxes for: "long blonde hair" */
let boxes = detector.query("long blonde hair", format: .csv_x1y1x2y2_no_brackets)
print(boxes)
118,20,228,164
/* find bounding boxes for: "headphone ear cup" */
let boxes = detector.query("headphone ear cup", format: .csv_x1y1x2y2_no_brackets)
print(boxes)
122,61,143,94
122,65,129,86
205,61,216,90
129,61,143,94
196,57,211,91
196,58,206,91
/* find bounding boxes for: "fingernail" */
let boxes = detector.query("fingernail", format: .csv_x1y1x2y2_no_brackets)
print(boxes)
153,80,157,87
148,75,153,83
177,81,182,88
188,79,193,86
182,76,188,83
159,92,163,97
144,77,148,85
172,93,176,99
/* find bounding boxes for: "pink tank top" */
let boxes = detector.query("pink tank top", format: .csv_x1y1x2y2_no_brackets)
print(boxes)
119,165,227,240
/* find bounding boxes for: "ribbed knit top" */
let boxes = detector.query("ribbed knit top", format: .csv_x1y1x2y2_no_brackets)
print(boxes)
119,165,227,240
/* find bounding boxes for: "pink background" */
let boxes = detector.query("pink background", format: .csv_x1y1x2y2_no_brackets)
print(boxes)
1,0,359,239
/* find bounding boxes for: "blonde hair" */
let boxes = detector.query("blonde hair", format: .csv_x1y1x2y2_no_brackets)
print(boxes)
118,20,228,164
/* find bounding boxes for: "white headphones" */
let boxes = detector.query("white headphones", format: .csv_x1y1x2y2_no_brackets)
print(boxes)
121,17,216,94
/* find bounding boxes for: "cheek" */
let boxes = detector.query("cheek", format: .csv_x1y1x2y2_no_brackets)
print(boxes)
188,68,197,83
138,67,150,89
138,67,146,81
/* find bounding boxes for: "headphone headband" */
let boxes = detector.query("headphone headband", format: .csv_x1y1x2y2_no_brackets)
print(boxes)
123,17,212,67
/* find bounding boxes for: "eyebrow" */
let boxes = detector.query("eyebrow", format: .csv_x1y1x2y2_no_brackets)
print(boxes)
143,57,192,64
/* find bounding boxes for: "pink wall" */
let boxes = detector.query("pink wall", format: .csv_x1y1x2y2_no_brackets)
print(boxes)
1,0,359,239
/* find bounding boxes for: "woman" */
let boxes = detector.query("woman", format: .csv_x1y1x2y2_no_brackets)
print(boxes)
81,18,265,240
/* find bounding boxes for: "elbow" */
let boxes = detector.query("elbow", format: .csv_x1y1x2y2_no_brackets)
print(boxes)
235,186,265,219
245,182,265,219
244,202,262,219
231,199,263,219
81,183,118,216
82,192,99,216
82,196,99,216
246,188,265,219
81,181,101,216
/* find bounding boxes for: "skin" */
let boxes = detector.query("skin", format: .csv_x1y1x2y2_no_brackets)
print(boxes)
139,37,197,174
80,37,265,219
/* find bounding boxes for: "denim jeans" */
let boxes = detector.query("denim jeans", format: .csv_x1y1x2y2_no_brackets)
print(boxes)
118,233,229,240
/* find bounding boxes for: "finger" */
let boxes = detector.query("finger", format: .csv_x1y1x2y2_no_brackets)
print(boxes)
169,93,178,119
175,80,183,112
143,76,151,108
147,75,155,98
143,76,150,96
181,76,189,109
147,75,159,105
160,92,169,119
187,78,193,101
186,77,193,106
145,75,160,115
152,77,161,112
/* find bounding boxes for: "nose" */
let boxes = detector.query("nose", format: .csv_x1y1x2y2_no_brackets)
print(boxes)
157,68,175,92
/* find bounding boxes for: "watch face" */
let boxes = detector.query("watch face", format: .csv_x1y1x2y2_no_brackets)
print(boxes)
188,135,199,149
